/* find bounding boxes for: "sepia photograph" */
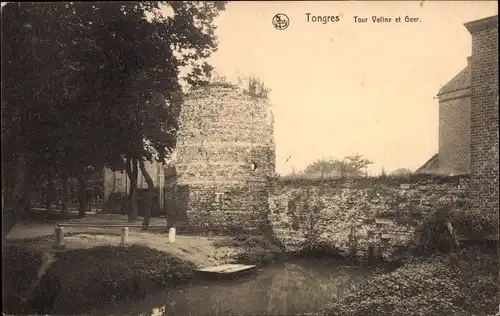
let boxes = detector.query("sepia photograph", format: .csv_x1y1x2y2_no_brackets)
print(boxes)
1,1,498,315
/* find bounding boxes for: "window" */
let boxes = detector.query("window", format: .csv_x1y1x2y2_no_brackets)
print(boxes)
215,192,224,203
251,161,258,171
115,179,123,190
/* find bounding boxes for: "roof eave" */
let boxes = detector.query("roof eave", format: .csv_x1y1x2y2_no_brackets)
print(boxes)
464,15,498,34
436,86,471,98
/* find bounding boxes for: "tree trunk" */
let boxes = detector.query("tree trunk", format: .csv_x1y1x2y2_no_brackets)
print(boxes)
126,157,138,222
112,171,116,193
61,173,69,215
139,160,155,230
3,154,27,240
77,173,86,217
45,164,53,213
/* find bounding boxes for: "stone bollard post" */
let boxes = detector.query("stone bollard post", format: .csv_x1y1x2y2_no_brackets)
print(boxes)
168,227,176,243
53,226,66,249
121,227,129,246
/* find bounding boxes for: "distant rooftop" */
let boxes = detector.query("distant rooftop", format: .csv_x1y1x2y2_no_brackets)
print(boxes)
464,15,498,34
415,153,438,175
437,60,471,96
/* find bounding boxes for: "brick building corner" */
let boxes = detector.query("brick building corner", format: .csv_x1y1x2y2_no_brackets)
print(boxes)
464,15,499,215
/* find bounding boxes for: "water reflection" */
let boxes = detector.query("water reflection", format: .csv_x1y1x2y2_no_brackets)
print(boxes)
93,258,369,316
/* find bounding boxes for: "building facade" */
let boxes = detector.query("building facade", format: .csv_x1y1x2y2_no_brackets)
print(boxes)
416,57,472,176
436,56,472,175
465,15,499,214
417,15,498,193
103,160,165,205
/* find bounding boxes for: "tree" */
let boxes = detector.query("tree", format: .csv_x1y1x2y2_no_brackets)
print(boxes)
380,167,388,178
2,2,109,220
302,154,374,179
1,1,228,234
1,3,81,231
344,154,373,174
303,157,339,178
83,2,227,224
390,168,413,177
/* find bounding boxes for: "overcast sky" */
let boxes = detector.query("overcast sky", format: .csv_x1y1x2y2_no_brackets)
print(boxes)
205,1,497,175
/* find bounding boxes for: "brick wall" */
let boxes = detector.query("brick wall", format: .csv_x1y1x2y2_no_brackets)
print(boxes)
269,176,470,261
465,16,499,215
175,84,275,232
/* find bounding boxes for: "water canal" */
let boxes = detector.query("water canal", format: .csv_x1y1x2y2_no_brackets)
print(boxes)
91,258,372,316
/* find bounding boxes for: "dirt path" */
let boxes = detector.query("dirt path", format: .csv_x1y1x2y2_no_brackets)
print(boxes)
6,214,241,268
6,213,169,240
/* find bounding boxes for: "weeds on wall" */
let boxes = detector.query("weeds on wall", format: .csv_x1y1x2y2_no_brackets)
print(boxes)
348,224,359,259
193,73,235,89
238,74,271,100
275,173,467,186
286,188,323,247
190,72,272,100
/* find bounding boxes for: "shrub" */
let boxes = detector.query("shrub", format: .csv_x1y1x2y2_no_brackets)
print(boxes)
450,209,497,239
24,209,83,222
103,190,162,217
3,246,44,314
412,206,498,256
322,247,498,316
103,192,127,214
291,241,343,259
32,245,195,314
214,234,282,266
412,206,457,256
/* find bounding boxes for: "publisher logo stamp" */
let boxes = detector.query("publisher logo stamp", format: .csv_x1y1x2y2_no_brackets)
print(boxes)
272,13,290,30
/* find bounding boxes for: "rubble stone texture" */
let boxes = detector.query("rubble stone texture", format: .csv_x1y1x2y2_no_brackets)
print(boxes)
269,176,470,261
175,84,276,233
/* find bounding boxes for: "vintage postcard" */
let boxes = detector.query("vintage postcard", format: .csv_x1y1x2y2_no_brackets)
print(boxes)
2,1,498,315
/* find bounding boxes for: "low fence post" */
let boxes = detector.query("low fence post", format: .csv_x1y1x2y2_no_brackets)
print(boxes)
168,226,176,243
121,227,129,246
53,226,66,249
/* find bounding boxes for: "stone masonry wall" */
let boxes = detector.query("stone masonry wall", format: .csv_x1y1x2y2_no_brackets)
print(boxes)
269,176,470,261
466,16,499,215
175,84,275,233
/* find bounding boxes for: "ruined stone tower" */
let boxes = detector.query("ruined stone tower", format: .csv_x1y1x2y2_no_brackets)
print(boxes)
174,83,276,233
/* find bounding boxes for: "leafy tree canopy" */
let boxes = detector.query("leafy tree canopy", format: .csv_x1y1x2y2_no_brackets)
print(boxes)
1,1,228,176
302,154,374,178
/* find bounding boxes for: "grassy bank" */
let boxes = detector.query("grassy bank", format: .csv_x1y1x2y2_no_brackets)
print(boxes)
322,246,498,316
3,244,195,315
33,245,195,314
3,246,45,314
